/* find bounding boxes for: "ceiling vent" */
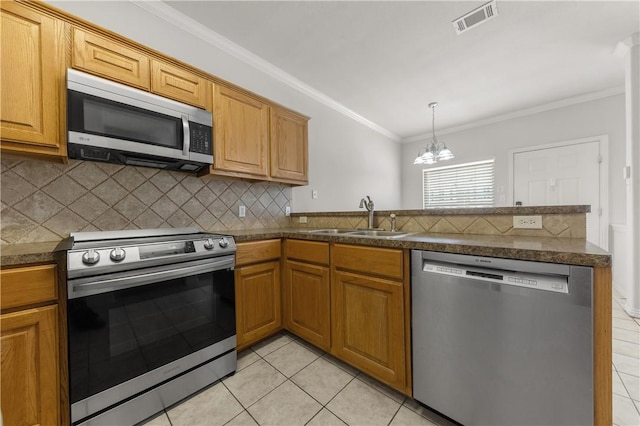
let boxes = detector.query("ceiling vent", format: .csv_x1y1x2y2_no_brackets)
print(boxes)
452,0,499,35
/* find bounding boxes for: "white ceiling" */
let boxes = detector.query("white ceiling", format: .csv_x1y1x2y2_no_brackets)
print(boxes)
163,1,639,141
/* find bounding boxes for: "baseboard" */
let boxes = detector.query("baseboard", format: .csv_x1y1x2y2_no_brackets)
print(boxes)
623,302,640,319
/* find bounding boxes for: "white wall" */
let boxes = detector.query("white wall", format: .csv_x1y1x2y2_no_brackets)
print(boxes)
48,1,402,213
401,94,627,225
610,224,629,297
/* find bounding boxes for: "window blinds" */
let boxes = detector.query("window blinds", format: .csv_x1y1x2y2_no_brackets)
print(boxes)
423,159,495,208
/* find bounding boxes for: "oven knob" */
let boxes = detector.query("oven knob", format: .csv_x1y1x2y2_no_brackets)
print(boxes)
204,238,215,250
218,237,229,248
82,249,100,265
110,247,126,262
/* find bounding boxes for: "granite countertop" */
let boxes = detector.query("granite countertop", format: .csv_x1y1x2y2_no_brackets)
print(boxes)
289,205,591,217
1,241,63,267
1,227,611,268
229,228,611,267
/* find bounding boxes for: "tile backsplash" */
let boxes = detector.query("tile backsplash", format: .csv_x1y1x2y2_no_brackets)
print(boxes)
1,158,291,245
292,211,586,239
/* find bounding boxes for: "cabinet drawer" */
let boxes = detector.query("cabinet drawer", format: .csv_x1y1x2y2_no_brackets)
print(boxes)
332,244,403,280
72,27,150,90
1,264,57,310
285,240,329,265
151,60,209,109
235,239,281,267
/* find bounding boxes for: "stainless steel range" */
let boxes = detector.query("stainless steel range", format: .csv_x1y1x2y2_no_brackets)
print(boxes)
65,228,237,425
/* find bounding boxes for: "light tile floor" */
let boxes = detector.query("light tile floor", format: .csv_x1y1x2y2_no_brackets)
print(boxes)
612,290,640,426
142,290,640,426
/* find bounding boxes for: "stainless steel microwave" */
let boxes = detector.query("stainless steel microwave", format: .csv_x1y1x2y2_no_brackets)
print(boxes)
67,69,213,173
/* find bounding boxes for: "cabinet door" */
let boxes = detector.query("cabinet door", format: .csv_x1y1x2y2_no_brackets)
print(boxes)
0,2,65,158
235,260,281,350
72,27,150,90
270,106,308,184
331,270,406,391
283,260,330,351
1,305,59,426
213,85,269,177
151,60,210,109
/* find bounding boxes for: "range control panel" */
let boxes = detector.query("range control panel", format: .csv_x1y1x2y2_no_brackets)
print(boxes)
67,235,235,278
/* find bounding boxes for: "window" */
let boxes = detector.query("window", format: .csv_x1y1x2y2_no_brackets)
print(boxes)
423,159,495,208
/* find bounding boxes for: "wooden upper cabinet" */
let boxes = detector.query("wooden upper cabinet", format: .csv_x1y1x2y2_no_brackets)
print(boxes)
72,27,150,90
270,106,309,184
151,60,210,109
212,84,270,177
0,2,66,159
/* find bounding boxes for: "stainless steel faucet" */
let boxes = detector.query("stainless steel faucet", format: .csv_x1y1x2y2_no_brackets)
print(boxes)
359,196,375,229
390,213,398,232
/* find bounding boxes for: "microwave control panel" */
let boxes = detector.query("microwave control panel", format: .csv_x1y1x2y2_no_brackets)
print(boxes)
189,122,213,155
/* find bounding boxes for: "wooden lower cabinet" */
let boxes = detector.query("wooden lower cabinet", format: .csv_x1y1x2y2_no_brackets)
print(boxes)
1,264,60,426
1,306,59,426
235,240,282,350
330,244,411,395
331,270,407,391
283,240,330,351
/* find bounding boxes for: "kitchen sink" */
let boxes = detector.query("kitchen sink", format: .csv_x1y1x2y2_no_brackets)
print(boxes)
306,229,414,238
347,230,413,238
306,229,357,234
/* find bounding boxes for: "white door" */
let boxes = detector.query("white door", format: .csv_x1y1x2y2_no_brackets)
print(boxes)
512,139,605,247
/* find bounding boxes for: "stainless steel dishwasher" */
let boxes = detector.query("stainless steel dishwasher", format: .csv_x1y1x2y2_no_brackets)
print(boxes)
411,250,594,426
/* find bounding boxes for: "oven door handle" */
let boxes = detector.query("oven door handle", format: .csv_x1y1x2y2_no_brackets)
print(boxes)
68,257,234,299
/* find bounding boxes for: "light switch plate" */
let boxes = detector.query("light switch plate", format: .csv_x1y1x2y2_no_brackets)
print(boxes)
238,205,246,218
513,215,542,229
285,206,291,216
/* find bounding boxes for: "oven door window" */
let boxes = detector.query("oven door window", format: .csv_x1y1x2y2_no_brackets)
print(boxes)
68,90,183,149
68,269,235,404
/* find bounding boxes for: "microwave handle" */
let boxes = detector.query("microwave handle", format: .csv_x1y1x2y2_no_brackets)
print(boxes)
182,115,190,158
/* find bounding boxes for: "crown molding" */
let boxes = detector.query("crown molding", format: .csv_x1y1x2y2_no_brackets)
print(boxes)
403,85,626,143
130,1,401,142
615,32,640,57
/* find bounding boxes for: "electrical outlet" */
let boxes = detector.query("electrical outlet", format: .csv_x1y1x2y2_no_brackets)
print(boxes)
513,215,542,229
238,205,246,218
299,216,307,224
312,190,318,199
285,206,291,216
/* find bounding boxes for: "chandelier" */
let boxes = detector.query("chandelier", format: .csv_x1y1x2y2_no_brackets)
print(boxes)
413,102,454,165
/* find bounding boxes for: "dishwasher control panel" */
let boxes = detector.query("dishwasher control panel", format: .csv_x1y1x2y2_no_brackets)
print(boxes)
422,261,569,294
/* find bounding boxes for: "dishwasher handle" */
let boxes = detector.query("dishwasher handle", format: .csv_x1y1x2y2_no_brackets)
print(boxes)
419,250,570,276
420,260,569,294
